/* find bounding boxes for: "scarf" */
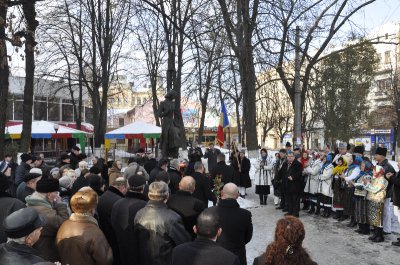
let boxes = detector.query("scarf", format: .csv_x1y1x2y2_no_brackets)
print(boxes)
332,160,348,176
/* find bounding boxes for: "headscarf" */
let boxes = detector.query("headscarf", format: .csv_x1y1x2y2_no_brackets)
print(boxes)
348,155,362,172
300,151,309,170
332,157,348,176
354,160,373,181
321,154,333,172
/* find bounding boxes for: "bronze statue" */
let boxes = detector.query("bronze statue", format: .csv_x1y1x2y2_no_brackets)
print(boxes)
158,90,181,158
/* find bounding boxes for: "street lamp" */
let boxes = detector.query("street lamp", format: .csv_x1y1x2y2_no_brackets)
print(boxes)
54,123,59,158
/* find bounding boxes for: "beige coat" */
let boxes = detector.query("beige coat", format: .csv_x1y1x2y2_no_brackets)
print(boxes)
57,213,113,265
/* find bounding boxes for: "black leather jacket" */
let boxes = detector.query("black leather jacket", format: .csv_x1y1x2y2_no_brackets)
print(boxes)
0,242,45,265
134,200,191,265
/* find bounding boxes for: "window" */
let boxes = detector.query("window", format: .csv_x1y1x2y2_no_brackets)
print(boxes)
48,99,60,121
131,96,136,105
34,97,47,121
62,101,74,122
7,95,13,120
385,51,391,64
119,118,124,127
137,97,141,105
14,95,24,120
377,79,391,92
85,107,94,124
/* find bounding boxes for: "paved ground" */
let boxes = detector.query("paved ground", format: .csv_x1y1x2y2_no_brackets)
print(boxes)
244,189,400,265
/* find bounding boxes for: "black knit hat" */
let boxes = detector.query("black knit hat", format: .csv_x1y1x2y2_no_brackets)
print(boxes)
20,153,33,163
375,147,387,157
23,173,42,183
36,178,59,193
3,208,46,238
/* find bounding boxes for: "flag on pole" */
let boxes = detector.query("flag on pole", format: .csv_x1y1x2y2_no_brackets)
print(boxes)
217,100,230,147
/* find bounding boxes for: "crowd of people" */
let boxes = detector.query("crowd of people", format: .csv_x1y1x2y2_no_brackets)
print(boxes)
0,142,318,265
3,139,397,264
259,142,400,247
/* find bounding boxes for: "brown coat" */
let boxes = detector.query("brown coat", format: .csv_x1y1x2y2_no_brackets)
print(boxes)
56,213,113,265
25,192,69,262
108,166,122,185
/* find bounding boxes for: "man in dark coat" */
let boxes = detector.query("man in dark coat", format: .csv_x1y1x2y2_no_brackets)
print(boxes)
167,176,206,239
17,172,42,203
111,173,148,265
15,154,33,186
204,143,221,172
188,141,203,162
69,146,81,170
275,149,288,210
238,150,251,198
285,151,303,217
97,177,128,265
216,183,252,265
388,166,400,246
0,175,26,243
144,154,157,175
374,147,396,235
134,181,191,265
210,154,234,185
0,208,46,265
149,159,168,184
168,159,182,194
192,162,217,207
171,207,240,265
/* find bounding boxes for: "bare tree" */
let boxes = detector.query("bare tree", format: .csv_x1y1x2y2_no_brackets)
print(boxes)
257,0,376,133
188,6,226,143
133,4,167,127
217,0,259,151
142,0,204,148
20,1,39,152
37,0,132,147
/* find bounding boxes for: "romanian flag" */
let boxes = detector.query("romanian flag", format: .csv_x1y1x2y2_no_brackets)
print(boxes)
216,100,230,147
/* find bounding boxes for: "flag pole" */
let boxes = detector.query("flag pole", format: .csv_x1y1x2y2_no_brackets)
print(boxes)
228,126,231,157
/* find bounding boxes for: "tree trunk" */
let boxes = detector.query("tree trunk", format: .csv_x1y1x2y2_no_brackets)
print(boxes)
20,2,38,153
151,77,160,126
198,99,207,144
238,52,258,150
0,1,9,158
235,101,241,146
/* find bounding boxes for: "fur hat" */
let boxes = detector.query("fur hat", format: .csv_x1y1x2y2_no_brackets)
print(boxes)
354,145,365,154
36,179,59,193
70,188,98,213
375,147,387,157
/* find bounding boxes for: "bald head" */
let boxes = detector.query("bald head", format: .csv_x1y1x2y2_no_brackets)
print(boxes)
221,183,239,200
179,176,196,193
